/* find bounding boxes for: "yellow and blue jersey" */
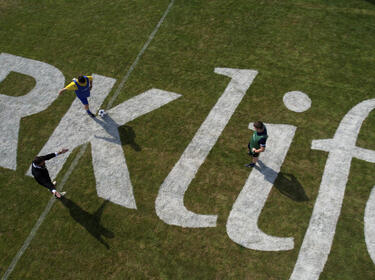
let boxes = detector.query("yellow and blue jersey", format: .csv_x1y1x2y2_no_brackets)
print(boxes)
64,76,93,91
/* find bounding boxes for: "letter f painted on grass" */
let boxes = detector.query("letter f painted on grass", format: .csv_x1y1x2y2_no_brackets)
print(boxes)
290,98,375,280
27,75,181,209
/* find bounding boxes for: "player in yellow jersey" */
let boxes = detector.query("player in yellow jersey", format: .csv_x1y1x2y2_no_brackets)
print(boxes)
58,75,95,117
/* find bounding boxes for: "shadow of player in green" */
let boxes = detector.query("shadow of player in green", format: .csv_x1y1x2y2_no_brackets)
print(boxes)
273,172,309,202
119,125,141,151
60,198,114,249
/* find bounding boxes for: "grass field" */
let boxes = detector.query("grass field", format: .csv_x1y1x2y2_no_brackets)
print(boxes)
1,0,375,279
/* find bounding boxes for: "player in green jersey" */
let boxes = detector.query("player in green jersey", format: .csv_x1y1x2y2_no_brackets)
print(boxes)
245,121,268,168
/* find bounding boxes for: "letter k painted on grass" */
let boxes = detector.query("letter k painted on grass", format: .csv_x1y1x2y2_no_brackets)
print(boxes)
27,74,181,209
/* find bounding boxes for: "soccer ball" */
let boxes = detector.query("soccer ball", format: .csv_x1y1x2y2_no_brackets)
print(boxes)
98,109,107,117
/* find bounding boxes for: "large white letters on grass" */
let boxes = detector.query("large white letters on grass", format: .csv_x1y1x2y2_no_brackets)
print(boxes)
0,53,64,170
27,74,181,209
290,98,375,280
226,123,296,251
155,68,258,228
365,185,375,265
5,53,375,279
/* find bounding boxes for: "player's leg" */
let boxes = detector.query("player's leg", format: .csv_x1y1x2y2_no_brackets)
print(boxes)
252,153,259,165
83,100,95,117
35,178,65,198
84,104,95,118
245,152,259,168
76,94,95,117
245,151,257,168
50,181,66,198
83,103,95,117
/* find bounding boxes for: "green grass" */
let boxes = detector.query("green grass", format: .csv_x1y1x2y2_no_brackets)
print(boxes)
1,0,375,279
0,72,35,97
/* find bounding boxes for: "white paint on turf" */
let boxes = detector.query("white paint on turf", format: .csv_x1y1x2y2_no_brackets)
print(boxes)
106,0,175,109
226,123,296,251
26,74,116,175
155,68,258,228
290,98,375,280
283,91,311,113
3,0,176,278
0,53,64,170
365,185,375,265
26,81,181,209
92,89,180,208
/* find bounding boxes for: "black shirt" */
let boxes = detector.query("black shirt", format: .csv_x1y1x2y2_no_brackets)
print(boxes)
31,153,57,191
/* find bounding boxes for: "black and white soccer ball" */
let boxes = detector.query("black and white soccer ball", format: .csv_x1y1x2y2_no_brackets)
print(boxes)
98,109,107,117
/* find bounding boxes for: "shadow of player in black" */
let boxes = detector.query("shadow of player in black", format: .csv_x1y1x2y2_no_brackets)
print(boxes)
59,198,114,249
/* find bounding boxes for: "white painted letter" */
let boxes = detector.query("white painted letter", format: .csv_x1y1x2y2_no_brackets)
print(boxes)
226,123,296,251
27,75,181,209
0,53,64,170
155,68,258,228
365,185,375,265
290,98,375,280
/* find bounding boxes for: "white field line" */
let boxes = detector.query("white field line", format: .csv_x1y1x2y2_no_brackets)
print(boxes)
107,0,175,109
2,1,175,279
2,144,88,280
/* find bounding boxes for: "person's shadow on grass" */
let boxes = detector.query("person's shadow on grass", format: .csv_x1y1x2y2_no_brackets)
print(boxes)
273,172,309,202
93,115,141,151
118,125,141,151
254,161,309,202
59,198,114,249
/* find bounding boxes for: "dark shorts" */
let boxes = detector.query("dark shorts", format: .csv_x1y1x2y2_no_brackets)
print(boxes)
76,92,90,105
249,151,259,158
76,95,89,105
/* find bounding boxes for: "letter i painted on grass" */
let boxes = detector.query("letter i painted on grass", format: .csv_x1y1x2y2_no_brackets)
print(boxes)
155,68,258,228
226,91,311,251
226,123,296,251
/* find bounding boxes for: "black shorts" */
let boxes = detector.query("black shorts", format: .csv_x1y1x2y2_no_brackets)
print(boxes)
249,151,259,158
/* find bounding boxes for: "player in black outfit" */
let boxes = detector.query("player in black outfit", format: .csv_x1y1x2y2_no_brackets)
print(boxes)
31,148,69,198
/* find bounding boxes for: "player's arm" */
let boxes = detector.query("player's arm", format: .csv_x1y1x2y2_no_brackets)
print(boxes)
253,138,267,153
59,81,77,95
39,149,68,161
253,146,265,153
46,148,69,160
57,148,69,155
58,88,67,95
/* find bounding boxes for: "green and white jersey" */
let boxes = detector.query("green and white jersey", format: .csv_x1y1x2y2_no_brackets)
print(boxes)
249,126,268,151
